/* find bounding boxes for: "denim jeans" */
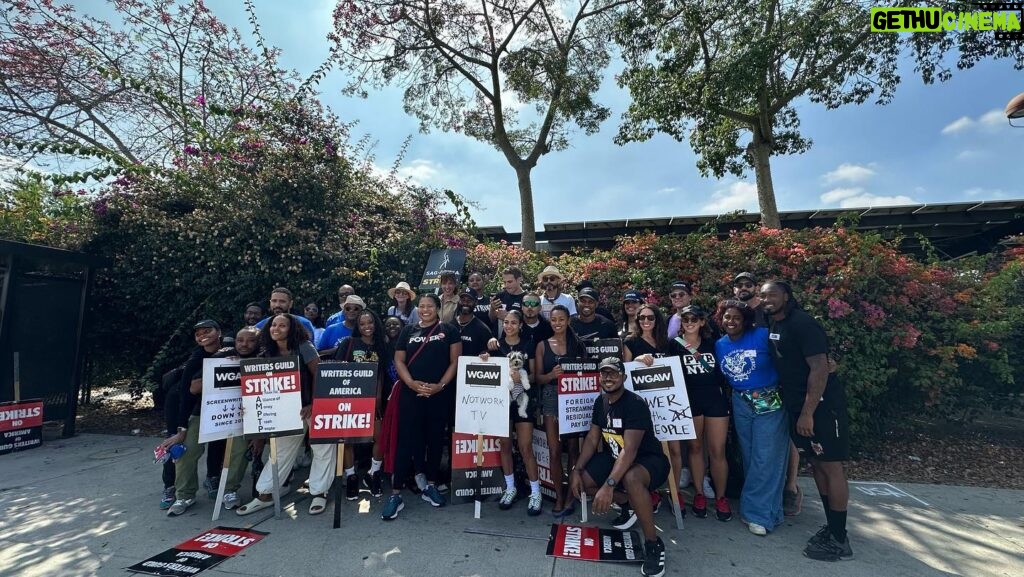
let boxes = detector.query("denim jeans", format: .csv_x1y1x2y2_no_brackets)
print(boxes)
732,390,789,530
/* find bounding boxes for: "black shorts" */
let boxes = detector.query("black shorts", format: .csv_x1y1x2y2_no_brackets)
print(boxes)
583,450,670,492
789,401,850,462
688,385,731,418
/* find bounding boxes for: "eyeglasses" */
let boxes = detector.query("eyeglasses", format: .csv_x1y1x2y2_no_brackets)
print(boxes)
522,300,540,307
669,292,688,299
638,314,656,322
343,306,362,312
680,316,700,323
734,282,755,289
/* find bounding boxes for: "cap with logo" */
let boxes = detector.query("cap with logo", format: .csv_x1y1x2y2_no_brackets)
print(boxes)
578,287,600,301
598,357,625,373
622,290,643,303
733,272,757,285
193,319,220,331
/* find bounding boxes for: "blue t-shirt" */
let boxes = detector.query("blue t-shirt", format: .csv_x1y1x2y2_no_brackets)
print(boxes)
715,327,777,391
254,315,317,343
316,321,353,350
324,311,345,327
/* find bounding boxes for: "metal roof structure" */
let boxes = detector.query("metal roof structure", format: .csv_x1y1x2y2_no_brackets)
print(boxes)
475,200,1024,258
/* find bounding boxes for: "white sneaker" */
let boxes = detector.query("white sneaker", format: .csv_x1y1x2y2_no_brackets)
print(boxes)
703,476,715,499
223,492,241,510
748,522,767,536
414,473,428,492
678,467,692,489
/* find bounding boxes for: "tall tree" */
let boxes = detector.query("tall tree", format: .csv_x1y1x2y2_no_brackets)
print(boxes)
614,0,1023,228
330,0,634,250
0,0,295,169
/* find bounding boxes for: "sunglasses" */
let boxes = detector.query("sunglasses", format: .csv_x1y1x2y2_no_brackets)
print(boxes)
541,276,559,282
734,282,755,289
680,316,700,323
343,306,362,312
522,300,540,306
638,314,656,322
669,292,688,299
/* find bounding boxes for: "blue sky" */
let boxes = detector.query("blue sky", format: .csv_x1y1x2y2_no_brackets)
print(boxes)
95,2,1024,232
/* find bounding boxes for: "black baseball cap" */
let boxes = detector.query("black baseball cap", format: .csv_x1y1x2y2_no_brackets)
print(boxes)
598,357,625,373
193,319,220,331
679,305,707,318
578,287,600,302
733,272,757,285
459,287,479,300
671,281,692,294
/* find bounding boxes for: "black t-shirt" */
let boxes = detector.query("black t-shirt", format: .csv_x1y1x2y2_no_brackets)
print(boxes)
675,338,726,394
752,303,769,328
176,346,218,429
396,321,461,383
571,314,617,340
622,336,683,359
768,308,832,411
492,335,535,359
455,316,493,357
521,316,553,343
474,295,491,326
334,336,390,377
590,389,663,463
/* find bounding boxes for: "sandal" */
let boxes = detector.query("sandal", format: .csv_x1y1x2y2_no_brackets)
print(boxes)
309,495,328,515
236,497,273,516
551,501,576,519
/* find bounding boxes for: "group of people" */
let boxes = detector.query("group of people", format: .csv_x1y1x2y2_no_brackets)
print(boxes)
156,266,854,577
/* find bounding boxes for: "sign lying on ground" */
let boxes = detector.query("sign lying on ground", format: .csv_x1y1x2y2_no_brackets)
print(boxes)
0,399,43,456
310,362,378,444
198,359,242,444
624,357,695,441
557,359,599,436
126,526,268,577
546,524,642,563
450,432,504,503
240,356,304,437
454,357,510,438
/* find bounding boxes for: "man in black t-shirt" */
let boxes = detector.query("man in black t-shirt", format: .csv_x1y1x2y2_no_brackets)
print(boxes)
571,287,617,340
489,267,526,335
570,357,669,577
467,272,492,326
455,287,493,357
732,272,768,327
519,291,553,343
761,281,853,562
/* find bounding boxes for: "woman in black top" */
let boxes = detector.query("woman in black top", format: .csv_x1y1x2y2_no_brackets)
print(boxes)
237,314,320,515
618,290,644,339
482,310,543,516
383,294,461,520
676,305,732,521
622,305,685,513
333,310,392,499
535,305,587,517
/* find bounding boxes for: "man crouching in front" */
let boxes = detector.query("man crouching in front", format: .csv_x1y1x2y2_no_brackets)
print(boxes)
570,357,669,577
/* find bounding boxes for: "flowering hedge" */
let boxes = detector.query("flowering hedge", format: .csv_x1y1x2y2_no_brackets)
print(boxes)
468,228,1021,443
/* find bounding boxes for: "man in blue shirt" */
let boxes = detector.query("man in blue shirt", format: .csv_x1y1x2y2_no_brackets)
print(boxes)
317,295,365,352
254,287,316,341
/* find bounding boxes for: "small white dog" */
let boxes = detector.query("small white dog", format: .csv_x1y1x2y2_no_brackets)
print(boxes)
507,351,532,419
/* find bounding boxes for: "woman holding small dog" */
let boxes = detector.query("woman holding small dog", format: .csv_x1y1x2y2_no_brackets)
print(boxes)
536,304,588,517
481,310,543,516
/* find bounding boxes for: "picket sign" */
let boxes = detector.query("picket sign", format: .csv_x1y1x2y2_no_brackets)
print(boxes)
474,432,484,520
662,441,684,530
211,436,233,522
333,443,345,528
269,438,282,519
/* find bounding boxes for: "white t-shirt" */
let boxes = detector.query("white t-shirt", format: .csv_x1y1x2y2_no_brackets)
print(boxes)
540,292,577,320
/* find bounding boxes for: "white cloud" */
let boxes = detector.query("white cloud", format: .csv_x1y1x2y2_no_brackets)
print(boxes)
956,150,981,161
702,181,757,212
656,187,678,194
396,159,442,185
821,163,876,184
941,116,974,134
964,187,1010,199
820,187,914,208
979,109,1006,127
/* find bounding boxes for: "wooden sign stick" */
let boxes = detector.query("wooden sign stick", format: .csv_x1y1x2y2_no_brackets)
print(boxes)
269,437,282,519
474,433,484,519
333,442,345,528
211,436,233,521
662,441,684,530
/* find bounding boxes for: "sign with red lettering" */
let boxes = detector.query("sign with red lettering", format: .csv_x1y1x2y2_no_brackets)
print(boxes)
310,362,377,444
240,356,304,437
126,526,267,577
557,359,599,436
0,399,43,456
450,432,504,503
546,524,641,563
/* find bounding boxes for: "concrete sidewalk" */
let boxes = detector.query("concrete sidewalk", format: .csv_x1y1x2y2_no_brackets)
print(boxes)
1,434,1022,577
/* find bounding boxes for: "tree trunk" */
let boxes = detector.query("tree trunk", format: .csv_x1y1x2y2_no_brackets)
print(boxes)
515,166,537,251
751,130,781,229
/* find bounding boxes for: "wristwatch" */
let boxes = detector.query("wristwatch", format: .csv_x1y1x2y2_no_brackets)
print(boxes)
177,426,187,434
605,477,617,488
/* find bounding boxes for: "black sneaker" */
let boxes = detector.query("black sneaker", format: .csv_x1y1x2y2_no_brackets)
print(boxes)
807,524,831,547
803,533,853,561
345,474,360,501
368,471,383,497
641,537,666,577
611,503,637,530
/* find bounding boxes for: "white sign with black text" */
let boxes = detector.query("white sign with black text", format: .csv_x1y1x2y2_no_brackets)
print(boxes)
454,356,511,438
198,358,243,443
623,357,696,441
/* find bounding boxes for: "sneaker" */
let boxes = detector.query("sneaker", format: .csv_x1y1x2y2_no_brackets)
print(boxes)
678,467,692,489
691,494,707,518
611,503,637,530
346,474,360,501
641,537,666,577
414,473,428,492
369,471,383,497
159,486,176,510
498,487,517,510
747,521,767,536
650,491,662,514
202,477,219,500
422,484,446,507
715,497,733,522
807,524,831,547
527,493,543,516
436,483,449,494
381,494,404,520
703,476,716,499
223,492,241,510
803,533,853,561
166,498,195,517
784,486,803,516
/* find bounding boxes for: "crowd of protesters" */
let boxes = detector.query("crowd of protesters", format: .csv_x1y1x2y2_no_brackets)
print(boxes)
156,267,854,577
